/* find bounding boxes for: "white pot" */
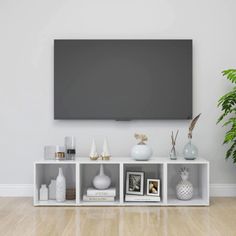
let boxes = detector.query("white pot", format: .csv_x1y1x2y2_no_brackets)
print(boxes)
131,144,152,161
93,164,111,190
56,168,66,202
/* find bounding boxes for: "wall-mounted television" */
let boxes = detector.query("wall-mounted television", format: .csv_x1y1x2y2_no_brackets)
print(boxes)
54,39,192,120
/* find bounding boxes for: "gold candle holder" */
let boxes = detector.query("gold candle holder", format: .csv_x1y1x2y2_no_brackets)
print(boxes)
101,155,111,161
55,152,65,160
90,154,100,161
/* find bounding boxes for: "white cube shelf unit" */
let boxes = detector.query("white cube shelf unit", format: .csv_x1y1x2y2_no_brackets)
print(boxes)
34,157,209,206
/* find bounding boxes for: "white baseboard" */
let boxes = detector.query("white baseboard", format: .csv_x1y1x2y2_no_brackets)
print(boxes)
210,184,236,197
0,184,33,197
0,184,236,197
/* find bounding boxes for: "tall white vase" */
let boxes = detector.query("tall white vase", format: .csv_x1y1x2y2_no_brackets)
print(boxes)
93,164,111,190
56,168,66,202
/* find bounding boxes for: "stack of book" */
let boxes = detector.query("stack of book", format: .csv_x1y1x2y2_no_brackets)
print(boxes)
83,187,116,202
125,194,161,202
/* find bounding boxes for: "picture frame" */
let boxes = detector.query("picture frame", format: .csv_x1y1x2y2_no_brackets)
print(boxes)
126,171,144,195
147,179,160,196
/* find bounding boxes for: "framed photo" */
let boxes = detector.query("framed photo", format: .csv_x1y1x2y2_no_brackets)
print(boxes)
147,179,160,196
126,171,144,195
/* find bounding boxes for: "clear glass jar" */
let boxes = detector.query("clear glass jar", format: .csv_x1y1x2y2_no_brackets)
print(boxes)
65,136,76,160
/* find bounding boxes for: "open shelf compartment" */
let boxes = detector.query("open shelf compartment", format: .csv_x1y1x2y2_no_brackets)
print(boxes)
79,163,120,204
167,163,209,206
123,163,164,204
34,163,76,206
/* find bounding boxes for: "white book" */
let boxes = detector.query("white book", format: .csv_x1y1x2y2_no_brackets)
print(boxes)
83,194,115,202
87,187,116,197
125,195,161,202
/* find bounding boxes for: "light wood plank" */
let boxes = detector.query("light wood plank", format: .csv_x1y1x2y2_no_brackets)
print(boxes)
1,197,236,236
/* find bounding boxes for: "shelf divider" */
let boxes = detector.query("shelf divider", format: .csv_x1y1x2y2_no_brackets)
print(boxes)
120,163,124,204
76,162,80,205
163,163,168,205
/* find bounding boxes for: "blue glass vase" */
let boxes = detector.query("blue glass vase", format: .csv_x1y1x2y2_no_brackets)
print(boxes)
183,139,198,160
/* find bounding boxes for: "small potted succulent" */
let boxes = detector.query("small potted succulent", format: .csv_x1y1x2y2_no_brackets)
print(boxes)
131,133,153,161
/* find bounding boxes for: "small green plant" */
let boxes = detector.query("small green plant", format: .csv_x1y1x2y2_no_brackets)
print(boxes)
217,69,236,163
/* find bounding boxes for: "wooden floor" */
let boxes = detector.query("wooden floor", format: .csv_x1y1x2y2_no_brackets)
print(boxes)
0,198,236,236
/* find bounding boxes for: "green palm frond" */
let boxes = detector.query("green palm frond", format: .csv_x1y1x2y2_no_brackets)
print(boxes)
222,69,236,83
217,69,236,163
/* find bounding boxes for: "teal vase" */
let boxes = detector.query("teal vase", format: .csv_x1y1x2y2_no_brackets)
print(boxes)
183,139,198,160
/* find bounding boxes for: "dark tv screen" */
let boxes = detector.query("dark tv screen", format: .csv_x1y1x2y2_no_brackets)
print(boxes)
54,40,192,120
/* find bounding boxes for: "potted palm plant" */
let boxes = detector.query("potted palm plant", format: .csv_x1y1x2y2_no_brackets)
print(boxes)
217,69,236,163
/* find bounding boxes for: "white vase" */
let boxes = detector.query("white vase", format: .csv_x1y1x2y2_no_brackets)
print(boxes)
93,164,111,190
56,168,66,202
39,184,48,201
131,144,152,161
49,179,56,200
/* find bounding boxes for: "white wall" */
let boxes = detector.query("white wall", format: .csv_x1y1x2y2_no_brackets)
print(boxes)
0,0,236,187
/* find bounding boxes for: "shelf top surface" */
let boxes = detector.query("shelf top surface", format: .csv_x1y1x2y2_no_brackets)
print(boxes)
35,157,209,164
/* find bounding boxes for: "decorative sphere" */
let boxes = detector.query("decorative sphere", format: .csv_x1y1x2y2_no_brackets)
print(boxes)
131,144,152,161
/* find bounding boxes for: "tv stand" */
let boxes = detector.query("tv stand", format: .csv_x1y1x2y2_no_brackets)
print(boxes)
34,157,209,206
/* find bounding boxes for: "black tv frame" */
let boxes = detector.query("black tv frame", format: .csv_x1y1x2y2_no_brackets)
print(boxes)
54,39,192,120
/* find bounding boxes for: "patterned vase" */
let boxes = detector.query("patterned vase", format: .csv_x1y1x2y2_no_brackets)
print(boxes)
56,168,66,202
176,168,193,200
